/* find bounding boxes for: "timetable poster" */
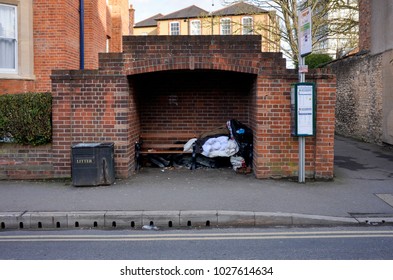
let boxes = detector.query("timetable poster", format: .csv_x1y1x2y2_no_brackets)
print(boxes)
297,85,314,135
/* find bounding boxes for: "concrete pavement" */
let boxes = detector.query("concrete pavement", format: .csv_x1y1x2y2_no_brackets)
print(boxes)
1,135,393,230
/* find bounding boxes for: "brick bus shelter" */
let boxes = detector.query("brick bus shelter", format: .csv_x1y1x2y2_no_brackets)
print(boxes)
50,35,336,180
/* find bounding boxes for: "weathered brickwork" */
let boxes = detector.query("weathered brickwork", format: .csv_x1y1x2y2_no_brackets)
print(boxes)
0,144,53,180
134,70,253,134
50,36,336,180
51,69,136,178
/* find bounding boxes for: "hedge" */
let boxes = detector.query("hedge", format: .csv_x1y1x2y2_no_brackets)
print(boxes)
305,53,333,69
0,92,52,145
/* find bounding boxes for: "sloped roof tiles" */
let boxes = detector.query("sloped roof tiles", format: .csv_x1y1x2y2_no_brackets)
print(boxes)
134,13,164,28
158,5,208,20
212,2,267,16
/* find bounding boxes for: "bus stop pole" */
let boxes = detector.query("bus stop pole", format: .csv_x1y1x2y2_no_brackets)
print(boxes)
299,56,306,183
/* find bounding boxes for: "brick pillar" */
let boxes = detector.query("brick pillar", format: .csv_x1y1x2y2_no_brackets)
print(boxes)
359,0,371,52
51,71,73,178
253,54,299,179
112,75,137,178
253,59,336,180
313,71,337,179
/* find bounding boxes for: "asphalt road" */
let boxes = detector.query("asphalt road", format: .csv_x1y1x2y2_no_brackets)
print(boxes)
1,226,393,260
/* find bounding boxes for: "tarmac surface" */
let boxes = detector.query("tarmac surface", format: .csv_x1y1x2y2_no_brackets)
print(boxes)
1,135,393,230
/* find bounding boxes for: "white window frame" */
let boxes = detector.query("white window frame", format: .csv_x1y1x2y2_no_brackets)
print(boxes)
170,21,180,35
0,1,34,80
220,18,231,35
0,3,18,74
106,36,110,53
242,16,253,35
190,20,201,35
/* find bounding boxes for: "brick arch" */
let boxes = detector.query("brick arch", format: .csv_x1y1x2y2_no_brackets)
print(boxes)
125,55,262,76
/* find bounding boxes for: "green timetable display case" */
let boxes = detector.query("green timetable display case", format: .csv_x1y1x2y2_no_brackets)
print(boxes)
291,83,316,137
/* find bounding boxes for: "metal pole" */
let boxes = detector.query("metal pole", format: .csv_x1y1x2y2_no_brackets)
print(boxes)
298,56,306,183
299,136,305,183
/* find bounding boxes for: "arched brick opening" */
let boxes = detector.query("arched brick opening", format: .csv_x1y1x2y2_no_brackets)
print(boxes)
131,70,256,135
129,69,256,169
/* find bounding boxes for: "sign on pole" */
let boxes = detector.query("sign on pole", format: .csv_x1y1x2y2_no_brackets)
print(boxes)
299,7,312,57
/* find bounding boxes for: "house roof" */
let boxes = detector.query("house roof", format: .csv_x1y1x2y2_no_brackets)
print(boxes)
158,5,208,20
135,2,268,27
134,13,163,28
212,2,267,16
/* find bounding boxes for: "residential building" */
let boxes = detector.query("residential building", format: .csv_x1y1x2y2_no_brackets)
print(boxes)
0,0,134,94
313,0,359,58
133,2,280,52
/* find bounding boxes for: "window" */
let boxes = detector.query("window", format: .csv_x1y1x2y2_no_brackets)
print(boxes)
220,18,231,35
170,22,180,35
106,36,110,53
0,4,17,73
242,17,253,35
190,20,201,35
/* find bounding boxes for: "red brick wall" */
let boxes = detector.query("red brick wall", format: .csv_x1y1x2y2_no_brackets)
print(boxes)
0,80,36,95
0,144,53,179
50,36,336,180
33,0,80,92
252,70,336,179
84,0,108,69
108,0,130,52
313,73,336,178
134,70,254,134
51,66,136,178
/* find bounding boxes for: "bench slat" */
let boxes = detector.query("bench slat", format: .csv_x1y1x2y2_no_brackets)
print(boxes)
142,144,185,149
138,132,195,155
140,150,191,154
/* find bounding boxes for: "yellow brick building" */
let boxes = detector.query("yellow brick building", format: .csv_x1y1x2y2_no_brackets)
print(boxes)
134,2,280,52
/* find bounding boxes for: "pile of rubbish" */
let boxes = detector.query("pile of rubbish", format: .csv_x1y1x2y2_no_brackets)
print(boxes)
143,119,253,173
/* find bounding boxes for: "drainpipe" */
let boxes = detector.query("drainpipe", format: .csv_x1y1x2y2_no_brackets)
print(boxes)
79,0,85,70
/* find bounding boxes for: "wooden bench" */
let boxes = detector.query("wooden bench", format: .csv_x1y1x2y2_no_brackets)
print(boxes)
135,132,197,170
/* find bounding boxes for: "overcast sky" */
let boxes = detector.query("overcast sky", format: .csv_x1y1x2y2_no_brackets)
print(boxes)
131,0,228,23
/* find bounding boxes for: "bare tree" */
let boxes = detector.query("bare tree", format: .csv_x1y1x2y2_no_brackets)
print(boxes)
221,0,359,65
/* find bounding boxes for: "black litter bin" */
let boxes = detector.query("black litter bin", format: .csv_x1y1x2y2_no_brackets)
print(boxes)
71,142,115,186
